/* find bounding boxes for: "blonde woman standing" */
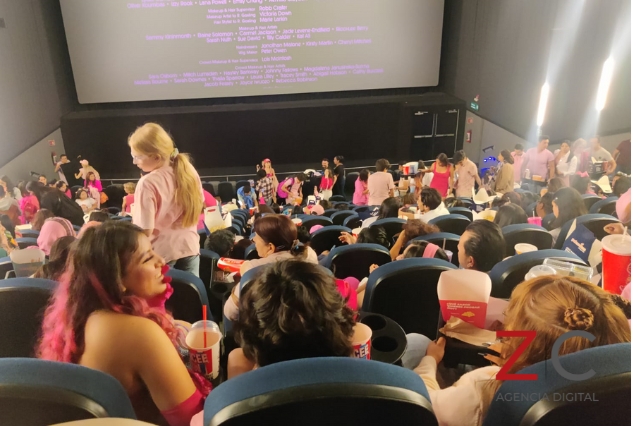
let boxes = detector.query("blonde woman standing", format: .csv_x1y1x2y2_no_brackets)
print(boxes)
129,123,204,275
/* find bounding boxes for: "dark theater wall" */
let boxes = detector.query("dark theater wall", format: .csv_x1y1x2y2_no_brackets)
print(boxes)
61,94,465,179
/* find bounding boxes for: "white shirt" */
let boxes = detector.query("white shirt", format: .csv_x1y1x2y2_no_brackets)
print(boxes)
419,202,450,224
553,150,578,176
415,356,500,426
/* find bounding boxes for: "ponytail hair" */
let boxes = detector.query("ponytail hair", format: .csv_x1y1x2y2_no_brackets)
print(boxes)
254,215,307,258
128,123,201,227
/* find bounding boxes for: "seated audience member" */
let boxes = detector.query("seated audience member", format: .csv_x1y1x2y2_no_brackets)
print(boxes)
352,169,370,206
612,174,631,198
31,209,55,231
89,211,110,223
549,187,588,245
334,203,350,211
297,225,312,246
237,184,257,208
30,182,84,227
387,221,440,261
38,221,210,425
0,214,16,239
204,229,235,257
0,186,21,225
33,236,76,281
230,239,254,260
535,191,555,218
122,182,136,213
570,172,592,195
337,224,391,249
396,240,450,261
403,192,416,207
37,217,76,256
368,159,395,206
48,178,58,188
318,199,332,210
38,175,48,185
520,191,540,211
458,220,506,271
56,180,72,198
418,187,449,224
227,260,355,379
303,204,324,216
224,215,319,321
0,175,23,201
362,197,401,228
0,221,17,257
78,221,102,238
76,188,97,213
21,181,41,224
493,204,528,228
404,275,630,426
546,177,565,194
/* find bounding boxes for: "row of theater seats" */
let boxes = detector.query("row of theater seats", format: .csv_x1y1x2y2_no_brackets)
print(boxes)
0,345,630,425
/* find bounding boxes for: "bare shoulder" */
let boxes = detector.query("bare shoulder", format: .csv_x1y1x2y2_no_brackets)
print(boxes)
86,311,170,348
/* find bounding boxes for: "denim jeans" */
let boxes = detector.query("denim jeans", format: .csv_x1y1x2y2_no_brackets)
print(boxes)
168,254,200,277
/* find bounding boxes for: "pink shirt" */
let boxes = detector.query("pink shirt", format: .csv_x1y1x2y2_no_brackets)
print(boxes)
454,160,478,198
124,194,135,213
523,148,554,180
353,178,369,205
367,172,394,206
616,189,631,224
132,165,204,262
511,151,524,183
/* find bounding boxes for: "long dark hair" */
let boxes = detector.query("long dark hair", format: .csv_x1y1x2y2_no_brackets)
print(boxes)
376,197,401,220
494,204,528,228
34,236,76,281
500,150,514,164
236,260,355,367
560,140,575,163
552,187,587,229
38,221,177,363
26,181,56,204
437,153,449,167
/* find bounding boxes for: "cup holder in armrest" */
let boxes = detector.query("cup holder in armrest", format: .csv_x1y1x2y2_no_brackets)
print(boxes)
213,283,229,294
372,336,398,352
360,314,387,331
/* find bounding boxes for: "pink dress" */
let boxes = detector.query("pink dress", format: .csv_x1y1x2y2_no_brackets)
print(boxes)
353,178,368,205
124,194,135,213
430,165,451,197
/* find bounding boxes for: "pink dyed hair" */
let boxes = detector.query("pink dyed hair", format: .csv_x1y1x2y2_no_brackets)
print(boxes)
37,221,178,363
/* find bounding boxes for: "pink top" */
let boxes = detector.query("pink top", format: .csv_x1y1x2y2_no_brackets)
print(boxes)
616,189,631,224
320,176,333,190
430,164,451,197
86,179,103,192
367,172,394,206
132,165,204,262
124,194,135,213
353,178,369,205
454,160,478,198
203,190,217,207
511,151,524,183
286,180,301,204
523,148,554,180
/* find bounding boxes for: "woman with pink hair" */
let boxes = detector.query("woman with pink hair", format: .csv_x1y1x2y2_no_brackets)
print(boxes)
37,221,211,425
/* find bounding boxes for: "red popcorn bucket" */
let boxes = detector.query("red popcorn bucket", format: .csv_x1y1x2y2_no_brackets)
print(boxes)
352,323,372,360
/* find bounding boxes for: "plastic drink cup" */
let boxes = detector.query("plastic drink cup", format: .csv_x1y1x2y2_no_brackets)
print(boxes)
186,320,222,380
292,218,302,226
403,165,410,175
515,243,537,255
352,323,372,359
601,235,631,295
527,217,542,226
352,227,362,238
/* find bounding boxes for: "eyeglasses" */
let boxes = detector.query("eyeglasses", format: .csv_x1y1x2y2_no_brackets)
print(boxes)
131,154,147,162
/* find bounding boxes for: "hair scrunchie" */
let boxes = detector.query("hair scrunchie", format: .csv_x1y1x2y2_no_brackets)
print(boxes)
563,307,594,330
170,148,179,161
